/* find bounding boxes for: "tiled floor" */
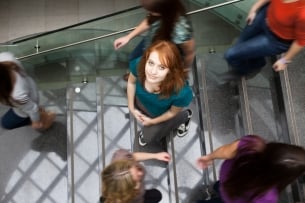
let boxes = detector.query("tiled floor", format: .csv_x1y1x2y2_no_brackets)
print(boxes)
0,92,68,203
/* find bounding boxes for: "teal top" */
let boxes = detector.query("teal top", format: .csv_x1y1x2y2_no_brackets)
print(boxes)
129,57,193,117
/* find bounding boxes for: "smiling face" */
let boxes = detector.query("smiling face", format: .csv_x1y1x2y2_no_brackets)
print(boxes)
145,51,169,84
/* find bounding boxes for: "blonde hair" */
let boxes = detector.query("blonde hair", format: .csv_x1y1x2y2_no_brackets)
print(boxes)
102,160,139,203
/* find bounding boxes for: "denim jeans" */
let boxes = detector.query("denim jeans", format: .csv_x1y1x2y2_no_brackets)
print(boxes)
224,4,291,75
1,108,31,129
129,38,146,61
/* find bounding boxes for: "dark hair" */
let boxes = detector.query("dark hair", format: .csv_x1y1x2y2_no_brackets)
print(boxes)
223,135,305,201
137,40,187,98
141,0,187,42
0,62,21,106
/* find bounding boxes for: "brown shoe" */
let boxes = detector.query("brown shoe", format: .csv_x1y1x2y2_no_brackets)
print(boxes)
40,110,56,130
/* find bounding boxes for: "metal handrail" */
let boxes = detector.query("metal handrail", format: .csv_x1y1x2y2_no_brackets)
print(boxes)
17,0,244,60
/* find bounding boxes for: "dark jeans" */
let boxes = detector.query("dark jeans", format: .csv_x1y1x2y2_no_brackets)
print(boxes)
197,181,224,203
1,108,31,129
142,110,190,145
135,97,190,145
224,4,291,75
100,188,162,203
129,39,146,61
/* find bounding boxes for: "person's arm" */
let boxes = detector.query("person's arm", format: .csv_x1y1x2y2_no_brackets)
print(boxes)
133,151,171,162
247,0,270,25
127,73,146,123
114,19,150,50
12,74,42,129
127,72,137,113
141,105,182,126
197,140,240,169
273,41,304,72
180,39,195,70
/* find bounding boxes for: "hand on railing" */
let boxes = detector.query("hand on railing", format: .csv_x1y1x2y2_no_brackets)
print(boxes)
114,36,130,50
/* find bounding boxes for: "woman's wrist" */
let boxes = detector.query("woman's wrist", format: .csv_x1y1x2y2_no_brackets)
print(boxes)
279,57,291,65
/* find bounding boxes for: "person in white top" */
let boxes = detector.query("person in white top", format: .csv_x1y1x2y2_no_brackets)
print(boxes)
0,52,55,130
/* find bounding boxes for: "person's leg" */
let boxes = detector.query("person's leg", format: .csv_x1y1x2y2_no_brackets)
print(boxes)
122,39,146,81
224,4,269,75
129,39,146,61
224,32,291,75
142,109,190,145
1,108,31,129
144,189,162,203
196,181,224,203
234,4,269,44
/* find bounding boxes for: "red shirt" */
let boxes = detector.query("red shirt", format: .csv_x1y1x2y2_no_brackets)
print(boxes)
267,0,305,45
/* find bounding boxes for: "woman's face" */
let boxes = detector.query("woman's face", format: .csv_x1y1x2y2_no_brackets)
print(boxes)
129,164,144,186
145,51,169,84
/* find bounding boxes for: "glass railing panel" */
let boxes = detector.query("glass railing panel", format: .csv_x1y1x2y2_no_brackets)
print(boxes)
190,0,255,30
8,7,145,58
0,45,11,52
19,34,144,93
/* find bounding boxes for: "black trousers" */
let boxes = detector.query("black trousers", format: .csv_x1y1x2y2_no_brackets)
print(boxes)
100,188,162,203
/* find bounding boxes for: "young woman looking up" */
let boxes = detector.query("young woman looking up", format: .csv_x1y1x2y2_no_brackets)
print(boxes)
127,41,193,147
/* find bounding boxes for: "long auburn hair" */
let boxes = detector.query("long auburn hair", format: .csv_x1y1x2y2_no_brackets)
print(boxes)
141,0,187,42
223,135,305,201
102,160,139,203
0,62,22,106
137,40,188,98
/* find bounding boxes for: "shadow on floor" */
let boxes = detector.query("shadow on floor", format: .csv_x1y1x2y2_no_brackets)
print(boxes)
31,121,67,161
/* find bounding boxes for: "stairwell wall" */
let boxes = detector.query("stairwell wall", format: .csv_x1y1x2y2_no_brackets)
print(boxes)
0,0,138,43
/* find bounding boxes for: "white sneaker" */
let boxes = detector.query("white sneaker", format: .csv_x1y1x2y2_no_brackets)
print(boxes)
138,131,147,146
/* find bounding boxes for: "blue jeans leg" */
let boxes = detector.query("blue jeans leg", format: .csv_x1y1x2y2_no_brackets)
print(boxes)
235,4,269,44
129,39,145,61
1,108,31,129
224,4,290,75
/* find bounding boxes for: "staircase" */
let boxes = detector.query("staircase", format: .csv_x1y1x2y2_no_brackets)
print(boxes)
0,1,304,203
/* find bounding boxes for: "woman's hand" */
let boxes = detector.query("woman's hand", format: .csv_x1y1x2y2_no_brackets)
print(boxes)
132,109,146,123
114,36,130,50
246,11,257,25
273,58,288,72
140,115,154,126
155,152,171,162
196,156,213,169
131,109,154,126
31,121,43,129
